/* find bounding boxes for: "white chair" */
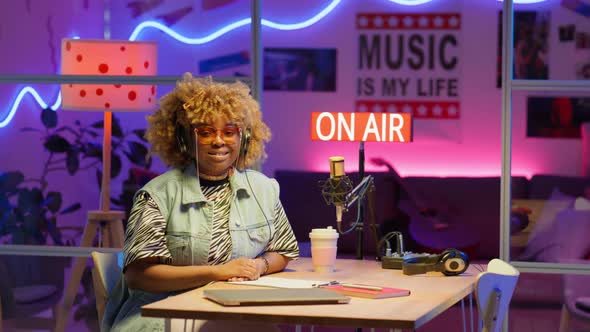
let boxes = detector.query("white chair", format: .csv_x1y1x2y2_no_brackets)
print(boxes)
91,251,122,324
474,259,520,332
558,259,590,332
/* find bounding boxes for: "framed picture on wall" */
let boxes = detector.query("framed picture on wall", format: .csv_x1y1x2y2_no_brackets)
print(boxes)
263,48,337,92
577,61,590,79
497,11,550,87
527,97,590,138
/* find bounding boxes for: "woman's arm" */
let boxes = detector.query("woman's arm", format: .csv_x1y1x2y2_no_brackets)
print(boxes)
125,256,259,293
255,252,290,276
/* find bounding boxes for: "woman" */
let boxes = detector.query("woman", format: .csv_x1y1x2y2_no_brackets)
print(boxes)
103,73,299,331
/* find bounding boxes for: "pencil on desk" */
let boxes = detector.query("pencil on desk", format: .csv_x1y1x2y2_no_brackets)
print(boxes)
340,283,383,291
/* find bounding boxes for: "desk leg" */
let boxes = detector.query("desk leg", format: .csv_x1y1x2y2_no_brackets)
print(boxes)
469,293,474,332
461,298,466,332
164,318,171,332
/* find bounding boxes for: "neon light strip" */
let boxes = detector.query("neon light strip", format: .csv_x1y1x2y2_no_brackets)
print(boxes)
0,87,60,127
386,0,437,5
2,0,546,128
497,0,547,3
2,0,342,128
390,0,548,4
129,0,342,41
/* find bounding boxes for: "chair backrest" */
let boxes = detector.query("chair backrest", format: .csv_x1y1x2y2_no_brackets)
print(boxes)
91,251,122,323
475,259,520,332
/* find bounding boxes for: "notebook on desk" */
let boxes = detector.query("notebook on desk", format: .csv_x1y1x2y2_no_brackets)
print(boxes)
203,288,350,306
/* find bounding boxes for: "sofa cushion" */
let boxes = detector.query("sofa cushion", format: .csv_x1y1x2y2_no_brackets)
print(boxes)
520,209,590,262
529,174,590,199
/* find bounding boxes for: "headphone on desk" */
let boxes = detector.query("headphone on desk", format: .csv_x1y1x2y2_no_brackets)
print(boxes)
402,249,469,276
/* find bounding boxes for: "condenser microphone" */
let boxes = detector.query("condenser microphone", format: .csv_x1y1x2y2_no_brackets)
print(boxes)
320,156,353,223
330,156,346,223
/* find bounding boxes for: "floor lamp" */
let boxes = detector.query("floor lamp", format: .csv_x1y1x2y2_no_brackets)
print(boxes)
55,38,157,332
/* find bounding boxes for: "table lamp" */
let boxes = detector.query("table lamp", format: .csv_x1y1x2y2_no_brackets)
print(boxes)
55,39,157,332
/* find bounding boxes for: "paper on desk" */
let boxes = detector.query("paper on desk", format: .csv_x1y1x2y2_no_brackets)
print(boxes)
226,276,328,289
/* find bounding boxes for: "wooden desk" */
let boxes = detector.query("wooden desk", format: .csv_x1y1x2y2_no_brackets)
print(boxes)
142,258,477,330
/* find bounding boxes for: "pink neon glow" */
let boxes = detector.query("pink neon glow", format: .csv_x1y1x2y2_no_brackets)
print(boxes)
308,160,534,178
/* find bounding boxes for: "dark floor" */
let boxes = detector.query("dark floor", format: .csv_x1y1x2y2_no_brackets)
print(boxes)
4,302,589,332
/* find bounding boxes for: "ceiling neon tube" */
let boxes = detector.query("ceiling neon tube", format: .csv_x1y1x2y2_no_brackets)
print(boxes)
129,0,342,42
497,0,548,3
0,88,60,128
2,1,342,128
386,0,437,5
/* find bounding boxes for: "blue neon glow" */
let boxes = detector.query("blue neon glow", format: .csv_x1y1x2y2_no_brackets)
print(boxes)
0,88,60,128
386,0,436,5
129,0,342,42
2,0,547,128
497,0,547,3
2,0,342,128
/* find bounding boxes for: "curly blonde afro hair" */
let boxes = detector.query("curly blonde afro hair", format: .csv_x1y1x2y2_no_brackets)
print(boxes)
146,73,271,169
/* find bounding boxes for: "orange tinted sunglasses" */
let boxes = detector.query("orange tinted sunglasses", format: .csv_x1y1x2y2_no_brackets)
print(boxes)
193,125,241,145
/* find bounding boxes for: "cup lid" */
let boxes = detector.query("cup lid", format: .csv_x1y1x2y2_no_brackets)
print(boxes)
309,226,339,238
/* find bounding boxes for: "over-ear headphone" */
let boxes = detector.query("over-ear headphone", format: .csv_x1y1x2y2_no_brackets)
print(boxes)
401,249,469,276
174,123,195,157
236,127,251,168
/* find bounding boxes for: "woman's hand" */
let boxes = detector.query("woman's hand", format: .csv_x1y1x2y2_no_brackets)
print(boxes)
218,257,259,281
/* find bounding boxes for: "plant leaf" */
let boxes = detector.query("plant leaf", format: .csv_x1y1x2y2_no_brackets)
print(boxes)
41,107,58,129
84,142,103,159
111,153,122,178
20,127,42,132
0,171,24,193
44,134,71,153
66,150,80,175
81,128,99,138
0,194,11,211
17,188,43,214
96,169,102,190
60,202,81,215
44,191,62,213
124,141,148,166
46,216,63,245
132,129,147,142
112,116,123,138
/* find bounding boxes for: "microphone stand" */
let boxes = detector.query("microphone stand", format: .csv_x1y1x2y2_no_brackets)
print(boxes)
356,142,365,260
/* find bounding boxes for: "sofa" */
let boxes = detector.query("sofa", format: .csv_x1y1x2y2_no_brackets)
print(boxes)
274,170,590,308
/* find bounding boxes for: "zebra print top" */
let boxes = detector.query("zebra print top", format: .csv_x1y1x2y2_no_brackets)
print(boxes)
123,177,299,270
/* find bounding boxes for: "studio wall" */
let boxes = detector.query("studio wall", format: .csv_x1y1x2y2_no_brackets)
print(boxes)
0,0,588,242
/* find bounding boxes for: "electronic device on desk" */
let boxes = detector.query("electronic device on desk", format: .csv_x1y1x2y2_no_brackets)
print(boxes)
379,231,433,269
401,248,469,276
382,252,434,269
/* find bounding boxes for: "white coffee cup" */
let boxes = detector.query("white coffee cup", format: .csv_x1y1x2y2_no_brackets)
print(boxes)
309,226,339,272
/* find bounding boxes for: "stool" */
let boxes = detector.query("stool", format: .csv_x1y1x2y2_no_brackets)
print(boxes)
54,210,125,332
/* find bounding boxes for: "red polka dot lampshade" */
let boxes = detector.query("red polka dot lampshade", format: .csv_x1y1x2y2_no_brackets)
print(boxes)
60,39,157,111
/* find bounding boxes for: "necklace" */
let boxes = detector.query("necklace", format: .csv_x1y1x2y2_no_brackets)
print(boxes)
198,166,234,181
199,172,229,181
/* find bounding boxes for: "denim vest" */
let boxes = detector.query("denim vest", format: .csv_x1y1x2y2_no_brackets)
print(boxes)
140,164,277,264
102,165,279,332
